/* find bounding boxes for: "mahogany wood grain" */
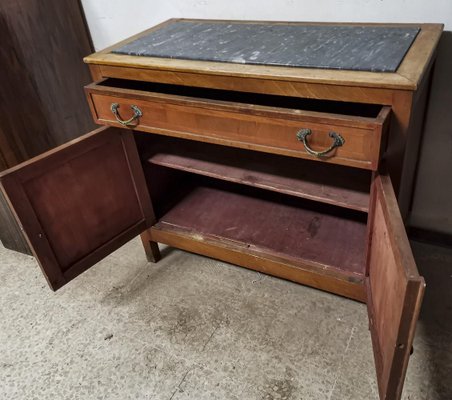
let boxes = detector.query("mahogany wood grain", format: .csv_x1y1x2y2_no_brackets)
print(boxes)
0,0,96,254
366,174,424,400
85,80,390,170
0,1,94,165
145,135,371,212
0,127,155,290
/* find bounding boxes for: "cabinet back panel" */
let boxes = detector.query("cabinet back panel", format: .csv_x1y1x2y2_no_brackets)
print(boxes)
140,134,371,212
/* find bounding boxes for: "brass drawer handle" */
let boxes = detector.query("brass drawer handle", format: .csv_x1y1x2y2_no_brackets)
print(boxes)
110,103,142,126
296,128,345,157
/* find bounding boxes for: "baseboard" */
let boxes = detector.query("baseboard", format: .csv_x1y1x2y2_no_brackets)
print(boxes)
408,226,452,248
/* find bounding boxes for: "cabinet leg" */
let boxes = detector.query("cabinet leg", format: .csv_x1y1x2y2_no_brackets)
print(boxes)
140,230,161,263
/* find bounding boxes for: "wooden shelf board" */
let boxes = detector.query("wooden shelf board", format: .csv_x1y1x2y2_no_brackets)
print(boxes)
154,184,367,278
148,138,371,212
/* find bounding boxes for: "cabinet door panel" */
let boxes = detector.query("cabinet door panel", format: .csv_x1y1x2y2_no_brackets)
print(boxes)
0,127,154,290
366,174,424,400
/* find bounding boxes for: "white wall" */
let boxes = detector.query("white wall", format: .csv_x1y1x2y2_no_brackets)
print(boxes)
81,0,452,50
81,0,452,235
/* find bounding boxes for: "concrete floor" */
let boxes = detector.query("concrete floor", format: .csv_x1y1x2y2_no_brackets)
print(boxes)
1,238,451,400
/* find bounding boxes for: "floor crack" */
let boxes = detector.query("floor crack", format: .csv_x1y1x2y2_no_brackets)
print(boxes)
169,368,192,400
201,325,220,352
327,325,356,400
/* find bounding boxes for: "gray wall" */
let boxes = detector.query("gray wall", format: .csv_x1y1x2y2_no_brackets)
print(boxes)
410,32,452,234
81,1,452,50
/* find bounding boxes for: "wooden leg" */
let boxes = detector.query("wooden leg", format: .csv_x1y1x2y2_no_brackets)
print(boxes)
140,229,161,263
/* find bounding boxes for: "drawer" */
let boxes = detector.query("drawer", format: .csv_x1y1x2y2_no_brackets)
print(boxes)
85,79,391,170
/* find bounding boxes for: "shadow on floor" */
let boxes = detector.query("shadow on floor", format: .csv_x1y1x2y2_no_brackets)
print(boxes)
412,240,452,400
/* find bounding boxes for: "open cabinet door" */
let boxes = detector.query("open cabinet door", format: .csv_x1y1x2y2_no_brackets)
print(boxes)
0,127,154,291
366,174,425,400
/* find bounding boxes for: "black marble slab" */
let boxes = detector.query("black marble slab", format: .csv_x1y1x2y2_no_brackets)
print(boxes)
113,21,419,73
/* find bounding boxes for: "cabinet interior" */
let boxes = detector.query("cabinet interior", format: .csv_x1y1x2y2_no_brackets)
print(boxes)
100,78,383,118
136,133,369,280
137,134,372,212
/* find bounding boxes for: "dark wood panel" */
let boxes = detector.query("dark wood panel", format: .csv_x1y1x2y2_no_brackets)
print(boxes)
0,127,155,290
367,174,424,400
0,0,94,162
0,189,30,254
0,10,53,165
145,135,371,212
0,0,96,253
156,181,368,276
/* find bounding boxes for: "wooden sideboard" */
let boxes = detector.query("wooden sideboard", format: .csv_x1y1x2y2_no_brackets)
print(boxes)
0,19,443,400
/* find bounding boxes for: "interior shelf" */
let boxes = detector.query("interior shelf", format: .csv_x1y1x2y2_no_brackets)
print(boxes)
145,136,371,212
152,180,368,278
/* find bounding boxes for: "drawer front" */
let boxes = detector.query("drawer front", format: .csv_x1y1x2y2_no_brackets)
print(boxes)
86,82,390,170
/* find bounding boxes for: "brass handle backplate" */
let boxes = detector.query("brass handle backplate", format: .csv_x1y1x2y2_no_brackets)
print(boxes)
110,103,142,126
296,128,345,157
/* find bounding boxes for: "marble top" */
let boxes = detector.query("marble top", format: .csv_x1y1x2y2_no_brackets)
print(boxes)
112,21,420,73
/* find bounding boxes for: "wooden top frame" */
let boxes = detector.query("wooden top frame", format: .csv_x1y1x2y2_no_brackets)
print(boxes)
84,19,443,91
